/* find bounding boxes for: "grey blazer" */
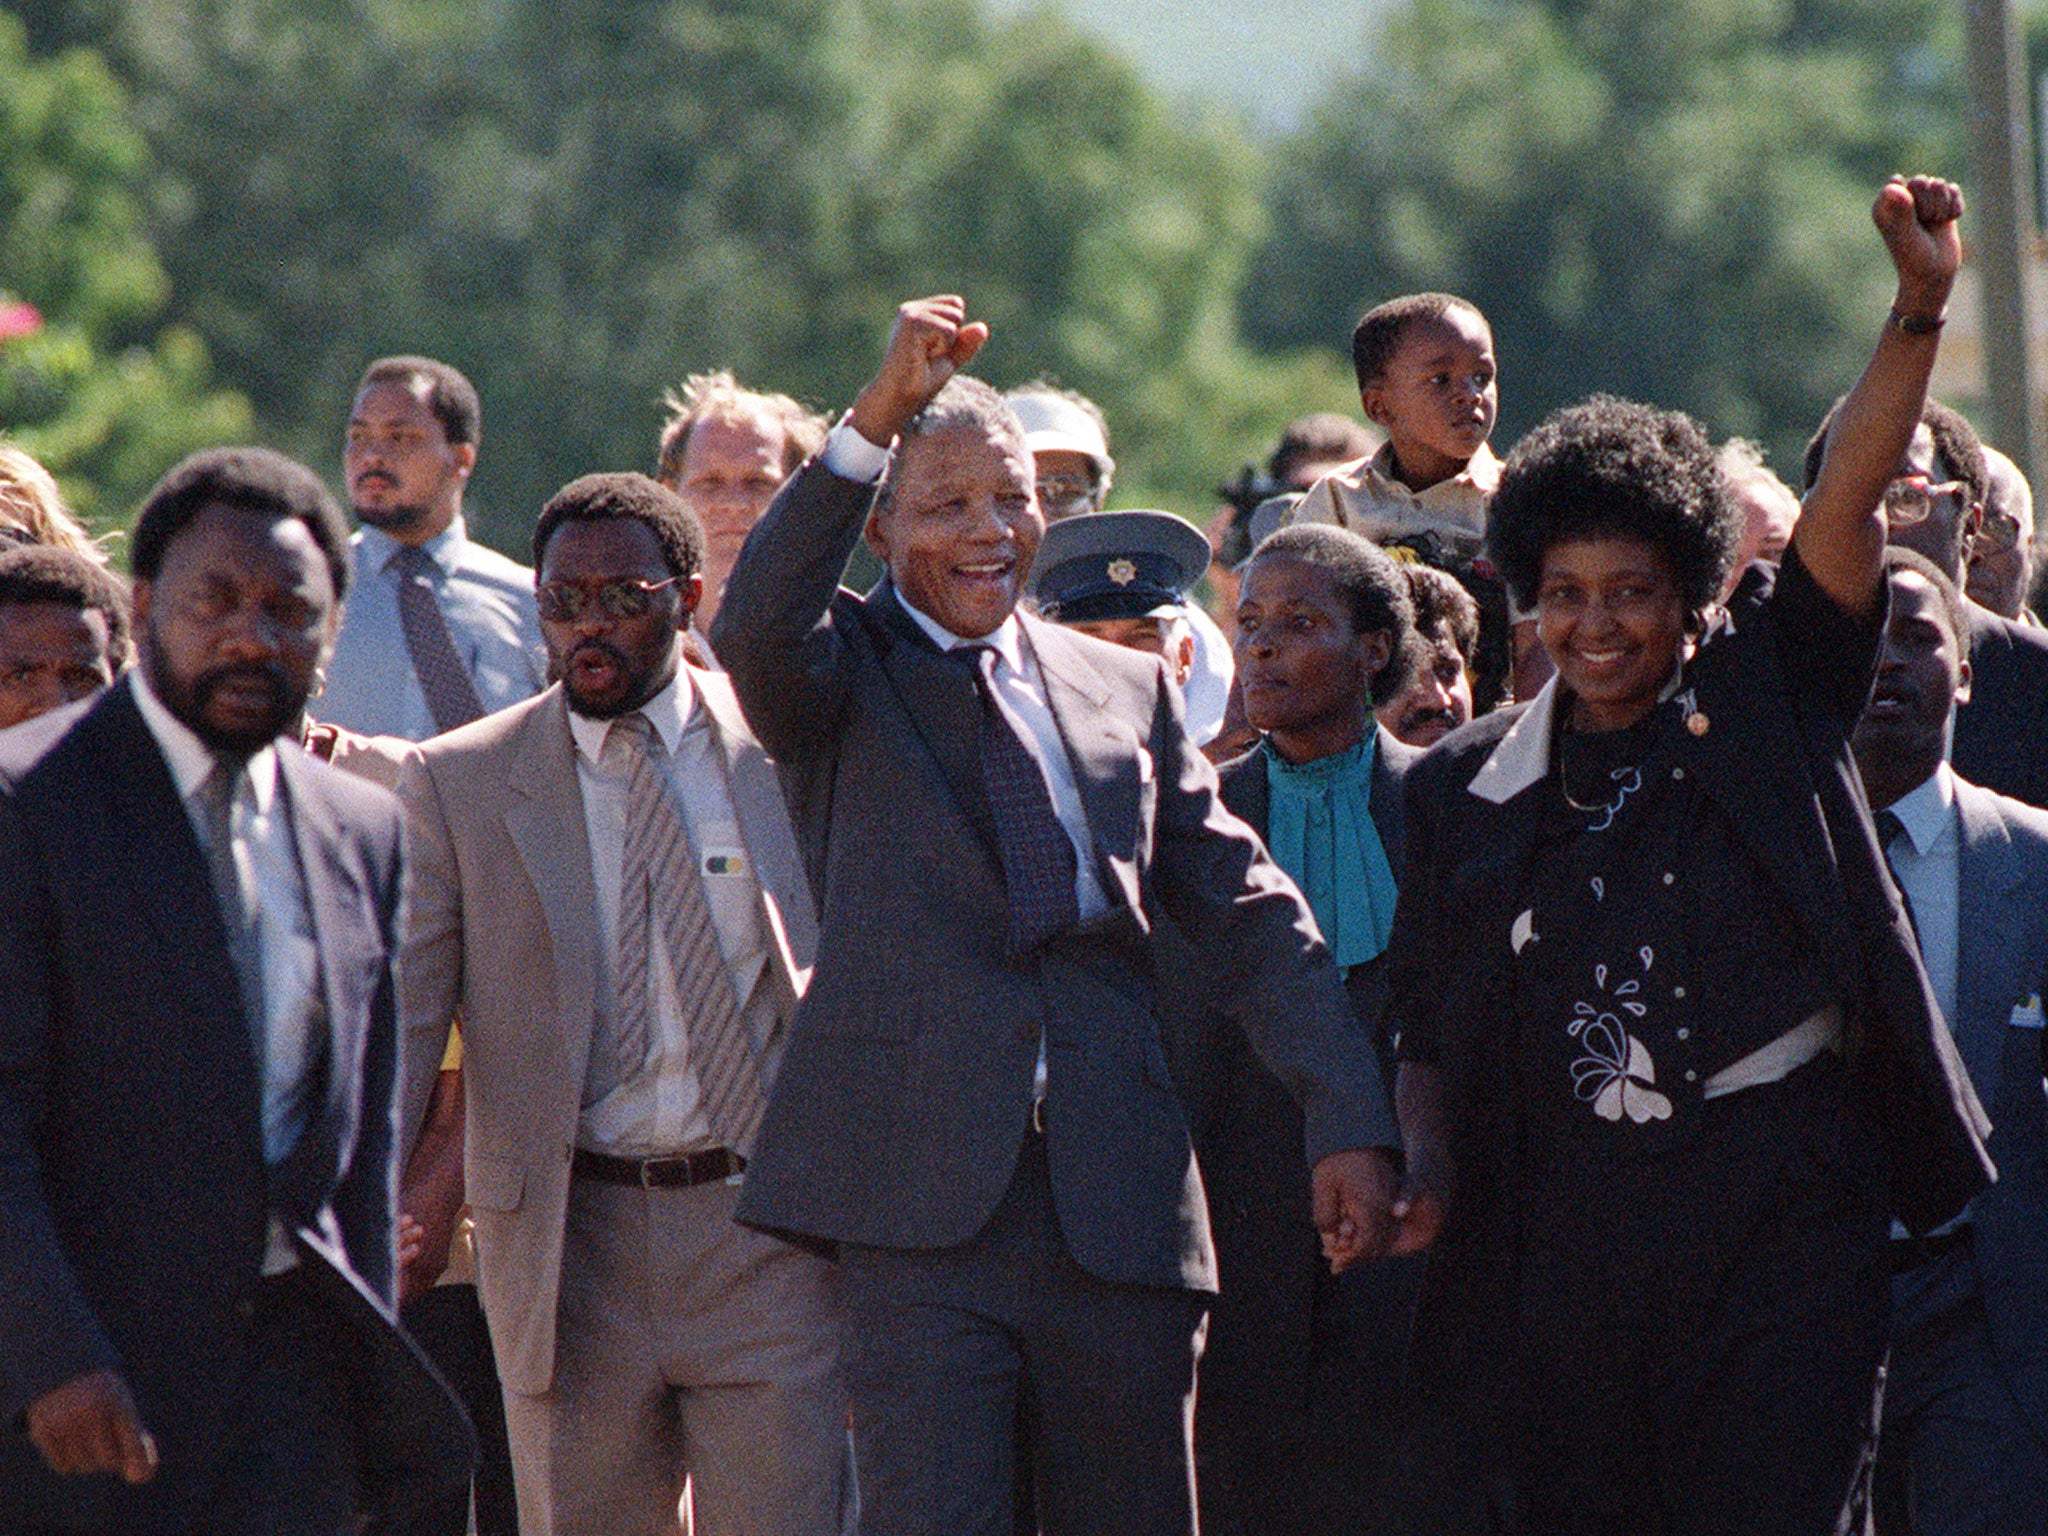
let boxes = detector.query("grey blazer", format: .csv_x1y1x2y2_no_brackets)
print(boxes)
711,459,1392,1293
1950,776,2048,1446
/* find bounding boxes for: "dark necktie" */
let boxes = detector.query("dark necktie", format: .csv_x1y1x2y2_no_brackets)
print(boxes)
390,545,486,733
958,645,1080,957
195,757,264,1037
1876,807,1920,938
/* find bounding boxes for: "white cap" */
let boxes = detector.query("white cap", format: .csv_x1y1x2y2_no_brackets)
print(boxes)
1007,390,1115,482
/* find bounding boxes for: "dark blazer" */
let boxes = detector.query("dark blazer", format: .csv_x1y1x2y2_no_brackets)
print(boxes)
1165,729,1417,1407
1950,777,2048,1446
0,680,441,1531
1954,601,2048,809
1388,553,1990,1244
710,459,1391,1293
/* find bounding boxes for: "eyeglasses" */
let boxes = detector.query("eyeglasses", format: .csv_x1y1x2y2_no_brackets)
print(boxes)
535,576,681,622
1036,474,1099,512
1976,506,2026,554
1883,476,1969,528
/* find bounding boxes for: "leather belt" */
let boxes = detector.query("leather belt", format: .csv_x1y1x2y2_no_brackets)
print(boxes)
1890,1224,1972,1275
571,1146,745,1190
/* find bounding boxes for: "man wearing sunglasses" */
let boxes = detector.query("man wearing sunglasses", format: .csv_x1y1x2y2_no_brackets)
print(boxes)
1807,397,2048,810
395,472,849,1536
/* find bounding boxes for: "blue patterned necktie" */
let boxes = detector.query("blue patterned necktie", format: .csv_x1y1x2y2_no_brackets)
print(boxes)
957,645,1079,957
390,544,486,733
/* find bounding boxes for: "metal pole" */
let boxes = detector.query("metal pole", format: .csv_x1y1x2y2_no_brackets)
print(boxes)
1963,0,2043,492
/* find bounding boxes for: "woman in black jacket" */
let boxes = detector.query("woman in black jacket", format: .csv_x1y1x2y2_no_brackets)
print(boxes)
1386,177,1991,1536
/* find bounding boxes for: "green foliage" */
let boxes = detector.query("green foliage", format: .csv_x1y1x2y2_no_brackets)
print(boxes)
43,0,1321,546
0,13,249,528
1244,0,1965,481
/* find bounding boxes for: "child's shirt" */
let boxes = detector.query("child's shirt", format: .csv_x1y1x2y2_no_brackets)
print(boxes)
1287,440,1500,551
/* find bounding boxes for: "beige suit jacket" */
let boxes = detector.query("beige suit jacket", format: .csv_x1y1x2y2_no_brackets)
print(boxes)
395,670,818,1394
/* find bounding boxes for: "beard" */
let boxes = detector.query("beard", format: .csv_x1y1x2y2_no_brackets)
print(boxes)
144,629,305,756
559,637,665,720
351,496,435,535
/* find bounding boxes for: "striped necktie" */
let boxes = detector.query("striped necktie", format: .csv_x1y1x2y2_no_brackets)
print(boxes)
609,712,766,1155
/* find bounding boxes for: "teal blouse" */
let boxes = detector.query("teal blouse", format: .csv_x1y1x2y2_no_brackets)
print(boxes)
1262,734,1399,973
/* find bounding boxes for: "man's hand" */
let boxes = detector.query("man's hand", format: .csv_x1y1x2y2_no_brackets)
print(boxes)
396,1210,454,1307
26,1369,158,1484
846,295,990,449
1311,1147,1401,1272
1388,1184,1445,1256
1874,175,1963,320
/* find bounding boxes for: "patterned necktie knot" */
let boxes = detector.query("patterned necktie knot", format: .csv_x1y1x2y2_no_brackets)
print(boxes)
389,543,485,733
955,642,1081,957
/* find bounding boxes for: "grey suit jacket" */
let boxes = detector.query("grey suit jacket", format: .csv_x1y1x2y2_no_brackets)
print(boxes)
1951,777,2048,1445
396,671,819,1394
710,459,1392,1294
0,681,415,1530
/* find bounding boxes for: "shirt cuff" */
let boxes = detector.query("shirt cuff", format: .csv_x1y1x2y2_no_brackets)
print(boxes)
821,418,893,484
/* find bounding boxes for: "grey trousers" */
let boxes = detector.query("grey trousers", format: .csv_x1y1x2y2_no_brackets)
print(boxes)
838,1130,1207,1536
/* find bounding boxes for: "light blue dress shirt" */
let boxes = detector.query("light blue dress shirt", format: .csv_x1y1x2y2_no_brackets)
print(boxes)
316,516,547,741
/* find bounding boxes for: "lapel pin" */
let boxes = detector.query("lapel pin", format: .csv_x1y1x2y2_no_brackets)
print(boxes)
1685,710,1709,737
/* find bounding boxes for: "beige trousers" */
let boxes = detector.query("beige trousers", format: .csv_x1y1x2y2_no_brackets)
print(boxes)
501,1172,850,1536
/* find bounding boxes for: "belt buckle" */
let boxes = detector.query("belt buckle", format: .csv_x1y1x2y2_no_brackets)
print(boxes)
640,1157,672,1190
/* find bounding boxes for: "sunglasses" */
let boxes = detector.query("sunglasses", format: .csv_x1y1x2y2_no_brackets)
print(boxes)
1882,477,1969,528
536,575,681,622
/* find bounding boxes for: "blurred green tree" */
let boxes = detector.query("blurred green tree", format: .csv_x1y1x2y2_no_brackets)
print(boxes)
0,13,249,532
1243,0,1964,479
27,0,1344,545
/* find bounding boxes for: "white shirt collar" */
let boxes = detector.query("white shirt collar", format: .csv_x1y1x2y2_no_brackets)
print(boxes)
360,514,468,577
1468,663,1690,806
894,592,1025,676
129,669,278,813
1883,761,1956,857
567,666,697,765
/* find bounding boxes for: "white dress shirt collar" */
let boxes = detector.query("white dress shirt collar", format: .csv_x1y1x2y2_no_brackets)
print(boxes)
567,666,697,765
130,670,279,815
895,593,1025,676
1883,761,1956,857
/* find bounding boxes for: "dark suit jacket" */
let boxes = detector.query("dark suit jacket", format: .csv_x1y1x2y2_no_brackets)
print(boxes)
1954,601,2048,809
1950,777,2048,1446
0,681,420,1530
1164,729,1417,1408
1389,551,1989,1245
711,459,1391,1293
